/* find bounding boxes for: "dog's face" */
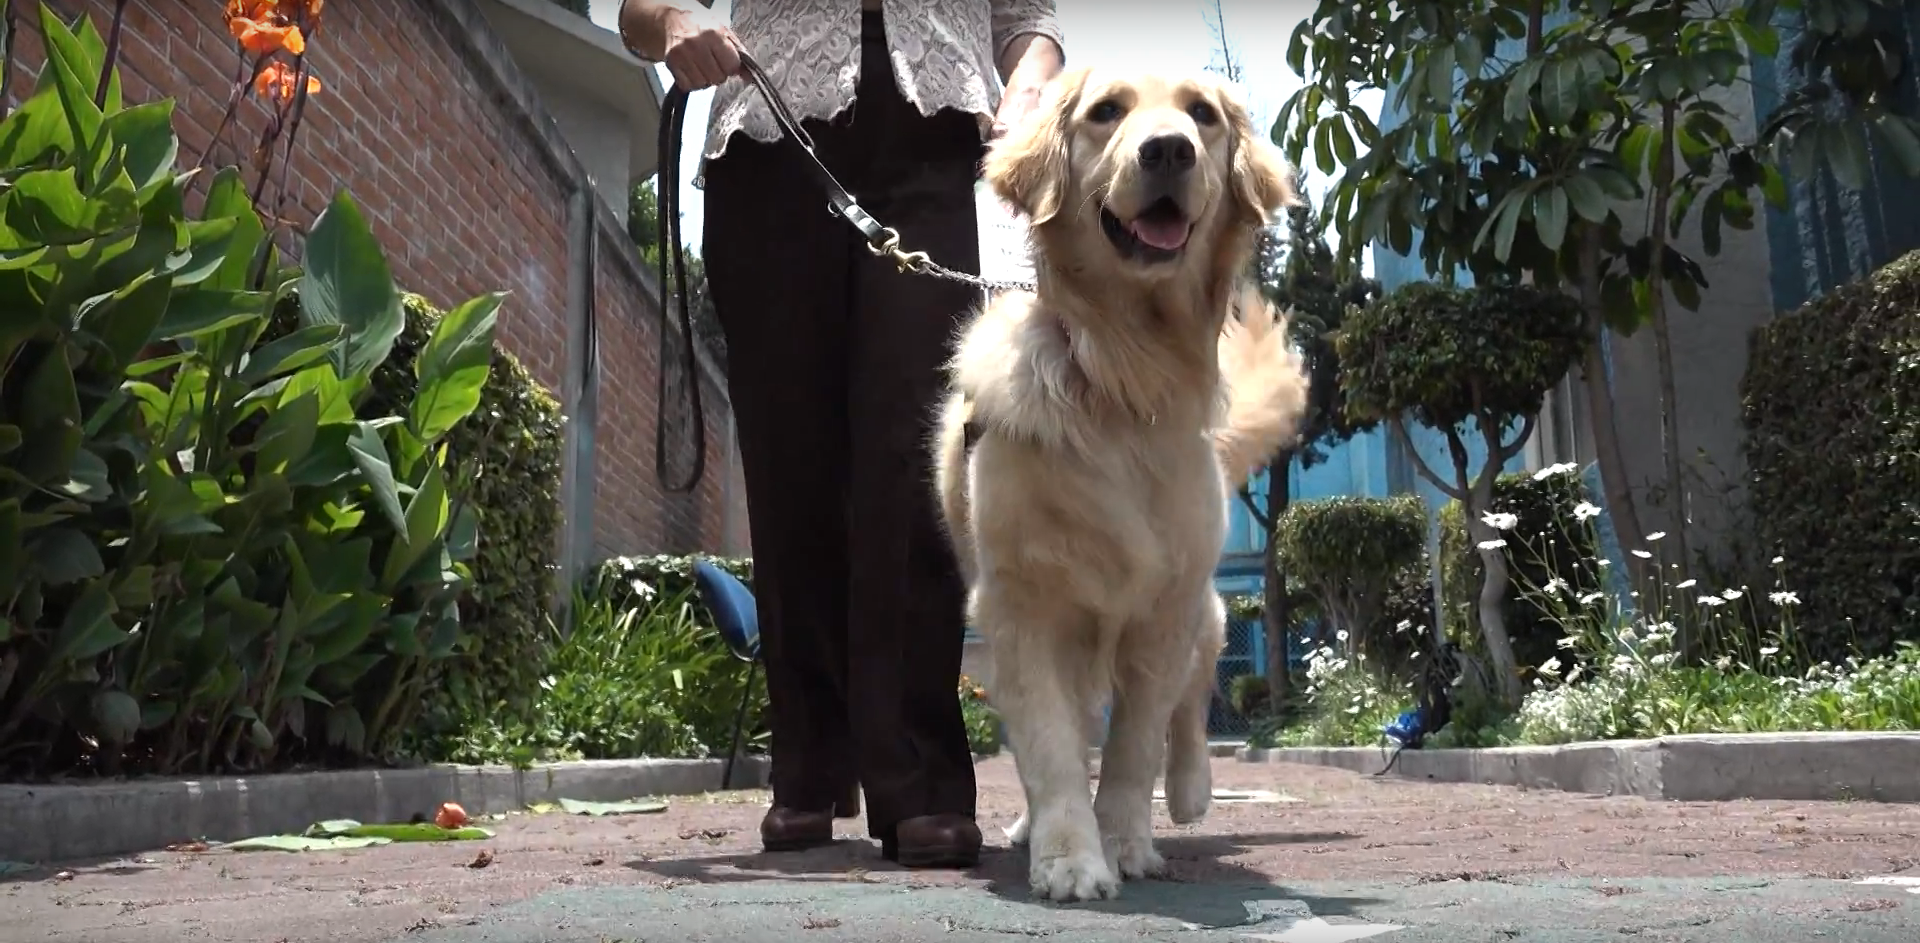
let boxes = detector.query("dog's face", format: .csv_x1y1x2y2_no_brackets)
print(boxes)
986,67,1295,280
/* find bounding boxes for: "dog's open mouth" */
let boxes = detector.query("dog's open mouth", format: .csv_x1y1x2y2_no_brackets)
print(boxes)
1101,197,1191,261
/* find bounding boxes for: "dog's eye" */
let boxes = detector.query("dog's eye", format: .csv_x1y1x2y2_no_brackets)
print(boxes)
1187,101,1220,126
1086,100,1125,123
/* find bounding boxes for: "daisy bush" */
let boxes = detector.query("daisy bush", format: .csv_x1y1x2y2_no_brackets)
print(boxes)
1271,461,1920,748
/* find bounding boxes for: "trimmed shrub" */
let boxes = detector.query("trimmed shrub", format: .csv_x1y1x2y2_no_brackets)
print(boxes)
1275,496,1434,677
1437,468,1603,677
372,296,565,746
1743,250,1920,661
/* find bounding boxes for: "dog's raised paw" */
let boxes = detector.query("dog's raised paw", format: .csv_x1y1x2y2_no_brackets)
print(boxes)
1030,850,1121,903
1164,763,1212,825
1106,834,1166,880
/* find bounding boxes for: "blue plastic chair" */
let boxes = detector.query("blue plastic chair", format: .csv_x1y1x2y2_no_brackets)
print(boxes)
690,559,761,790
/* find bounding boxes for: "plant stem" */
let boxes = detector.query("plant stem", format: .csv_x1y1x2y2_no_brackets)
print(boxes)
93,0,130,108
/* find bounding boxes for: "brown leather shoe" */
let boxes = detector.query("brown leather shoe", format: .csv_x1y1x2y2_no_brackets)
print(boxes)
761,806,834,852
881,814,982,869
761,785,862,853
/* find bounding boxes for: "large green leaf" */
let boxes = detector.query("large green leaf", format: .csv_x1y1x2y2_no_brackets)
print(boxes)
50,579,126,662
30,526,104,585
4,168,96,244
200,168,265,292
410,292,503,443
383,458,449,584
155,289,268,340
346,421,407,533
37,5,103,164
240,323,344,384
91,272,171,369
256,390,320,475
301,192,404,378
91,689,140,743
98,101,177,196
16,345,83,485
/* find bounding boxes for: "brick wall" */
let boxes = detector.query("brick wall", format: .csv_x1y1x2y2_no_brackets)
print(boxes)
8,0,748,559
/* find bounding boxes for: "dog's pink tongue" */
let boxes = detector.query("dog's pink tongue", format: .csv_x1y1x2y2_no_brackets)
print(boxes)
1128,217,1189,250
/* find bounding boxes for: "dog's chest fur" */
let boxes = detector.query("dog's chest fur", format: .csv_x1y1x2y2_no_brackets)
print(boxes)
951,295,1231,616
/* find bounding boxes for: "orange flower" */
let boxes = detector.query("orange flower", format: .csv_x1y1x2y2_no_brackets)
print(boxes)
252,59,322,103
229,17,305,57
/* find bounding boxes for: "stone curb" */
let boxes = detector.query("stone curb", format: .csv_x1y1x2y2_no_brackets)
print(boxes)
0,756,769,865
1239,732,1920,803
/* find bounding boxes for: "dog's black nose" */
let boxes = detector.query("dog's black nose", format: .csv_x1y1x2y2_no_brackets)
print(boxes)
1137,134,1196,173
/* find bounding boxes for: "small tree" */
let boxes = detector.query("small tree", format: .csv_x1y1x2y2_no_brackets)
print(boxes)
1337,283,1588,707
630,177,724,368
1276,0,1920,598
1240,196,1381,706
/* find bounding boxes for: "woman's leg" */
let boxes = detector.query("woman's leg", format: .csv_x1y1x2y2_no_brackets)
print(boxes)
702,137,859,849
839,14,987,867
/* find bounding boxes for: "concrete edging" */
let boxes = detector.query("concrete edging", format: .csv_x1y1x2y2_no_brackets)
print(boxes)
1239,731,1920,803
0,756,769,865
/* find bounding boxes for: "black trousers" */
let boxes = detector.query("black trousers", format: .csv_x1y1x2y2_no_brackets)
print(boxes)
701,12,981,839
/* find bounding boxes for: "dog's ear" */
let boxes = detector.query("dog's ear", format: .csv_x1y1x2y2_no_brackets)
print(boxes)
985,66,1092,226
1220,81,1297,224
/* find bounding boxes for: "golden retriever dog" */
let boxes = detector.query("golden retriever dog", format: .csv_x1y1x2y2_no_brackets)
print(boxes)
930,66,1309,903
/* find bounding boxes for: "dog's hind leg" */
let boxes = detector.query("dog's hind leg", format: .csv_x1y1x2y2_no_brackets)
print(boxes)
1164,595,1226,825
982,595,1118,903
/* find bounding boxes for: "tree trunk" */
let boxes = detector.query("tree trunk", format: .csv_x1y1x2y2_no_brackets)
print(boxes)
1261,460,1293,711
1646,100,1695,643
1468,512,1524,709
1573,229,1653,588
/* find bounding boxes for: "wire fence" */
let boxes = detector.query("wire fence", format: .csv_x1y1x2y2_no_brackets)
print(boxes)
1207,614,1265,738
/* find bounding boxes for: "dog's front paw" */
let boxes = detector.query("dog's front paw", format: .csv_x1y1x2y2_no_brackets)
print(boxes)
1004,813,1031,846
1105,832,1166,880
1030,849,1120,903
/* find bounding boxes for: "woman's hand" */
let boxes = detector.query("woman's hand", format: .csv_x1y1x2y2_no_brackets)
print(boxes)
660,4,742,91
991,82,1043,139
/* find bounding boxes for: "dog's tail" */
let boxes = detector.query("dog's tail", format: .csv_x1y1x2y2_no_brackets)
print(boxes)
1212,287,1308,488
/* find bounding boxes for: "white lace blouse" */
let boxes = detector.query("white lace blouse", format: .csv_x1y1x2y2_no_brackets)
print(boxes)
669,0,1064,186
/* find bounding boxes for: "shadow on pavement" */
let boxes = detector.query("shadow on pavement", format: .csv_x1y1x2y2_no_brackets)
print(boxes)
624,828,1378,928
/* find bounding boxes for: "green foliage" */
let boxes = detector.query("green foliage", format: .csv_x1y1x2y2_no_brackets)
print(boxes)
1437,467,1604,676
0,7,500,777
1338,282,1587,435
1742,249,1920,661
588,553,754,615
958,675,1001,756
435,585,766,767
367,297,564,748
1273,0,1899,335
1261,194,1383,470
1276,496,1433,671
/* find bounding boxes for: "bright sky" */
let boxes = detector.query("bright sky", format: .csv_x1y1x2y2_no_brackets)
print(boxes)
585,0,1379,256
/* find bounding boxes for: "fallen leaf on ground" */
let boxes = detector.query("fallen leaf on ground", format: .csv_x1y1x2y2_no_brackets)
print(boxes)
1151,788,1300,804
226,834,391,852
307,819,493,842
556,797,668,816
164,841,210,853
467,850,493,869
52,870,74,882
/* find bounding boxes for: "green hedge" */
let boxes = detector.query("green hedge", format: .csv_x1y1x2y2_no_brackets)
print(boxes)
1276,496,1434,677
1743,250,1920,661
1437,470,1603,676
375,297,565,747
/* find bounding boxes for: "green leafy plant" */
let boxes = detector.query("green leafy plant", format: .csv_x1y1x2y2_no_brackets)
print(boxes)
1337,283,1587,705
1277,0,1915,583
0,4,501,776
958,674,1000,756
1742,249,1920,662
1274,495,1433,679
370,295,564,753
435,585,768,766
1437,464,1605,679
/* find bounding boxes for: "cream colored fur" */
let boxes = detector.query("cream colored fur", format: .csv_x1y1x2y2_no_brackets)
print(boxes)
931,67,1307,902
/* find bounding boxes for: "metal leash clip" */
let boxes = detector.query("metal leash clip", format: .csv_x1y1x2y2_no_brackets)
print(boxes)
868,227,930,274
